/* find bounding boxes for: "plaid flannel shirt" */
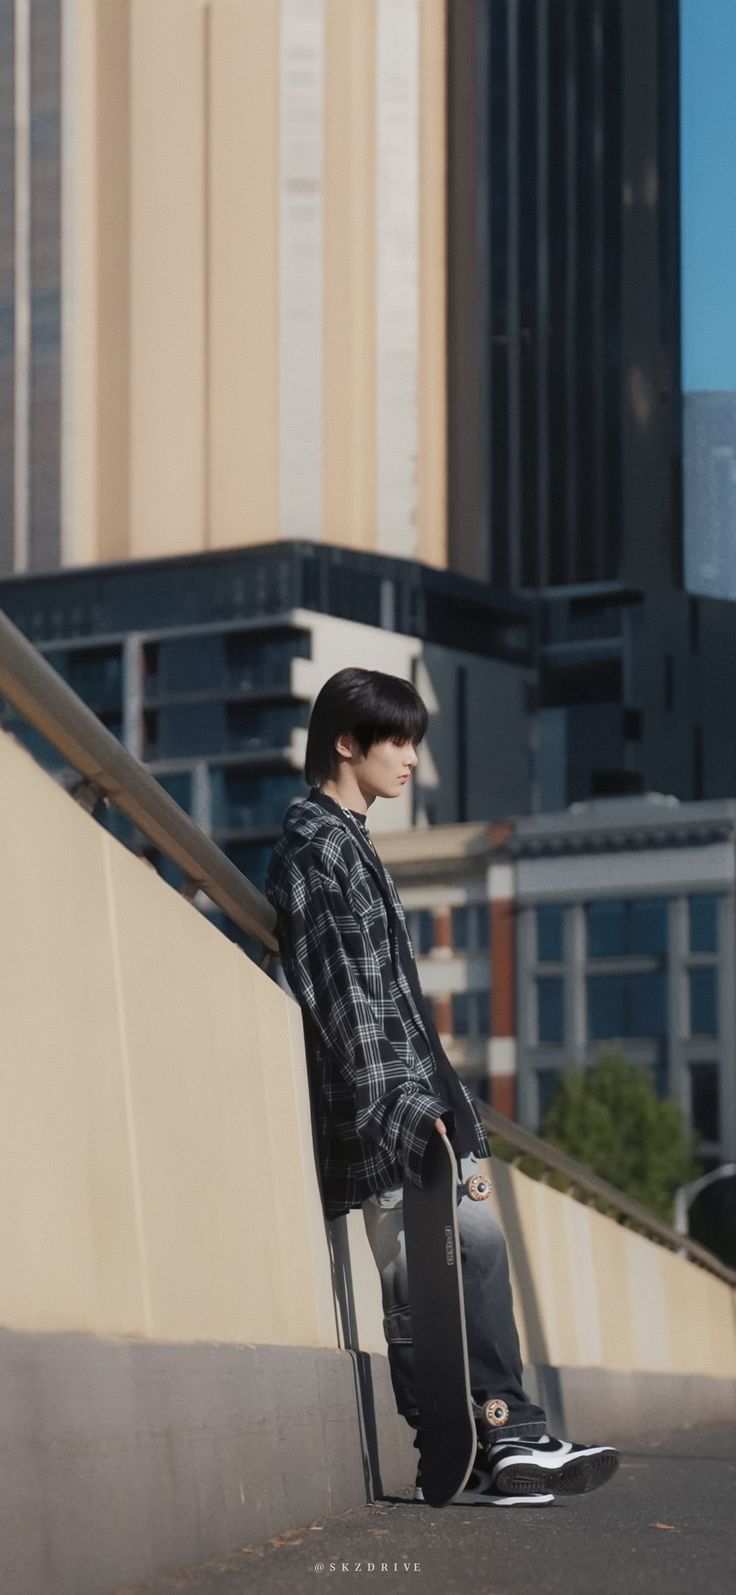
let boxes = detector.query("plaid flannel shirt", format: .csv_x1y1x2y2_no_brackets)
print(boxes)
265,787,491,1219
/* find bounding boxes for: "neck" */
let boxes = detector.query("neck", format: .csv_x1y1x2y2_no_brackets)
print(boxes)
318,776,373,815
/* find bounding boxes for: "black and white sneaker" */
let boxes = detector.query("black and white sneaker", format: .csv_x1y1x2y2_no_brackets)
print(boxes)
414,1449,553,1507
488,1433,619,1498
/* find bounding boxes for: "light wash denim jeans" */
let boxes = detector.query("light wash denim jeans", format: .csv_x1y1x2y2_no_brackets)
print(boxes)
361,1151,546,1448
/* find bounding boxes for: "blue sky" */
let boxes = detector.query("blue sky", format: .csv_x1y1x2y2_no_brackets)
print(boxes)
681,0,736,391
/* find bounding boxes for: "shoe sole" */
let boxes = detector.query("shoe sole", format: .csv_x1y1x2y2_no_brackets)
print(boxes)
413,1486,554,1507
493,1450,619,1498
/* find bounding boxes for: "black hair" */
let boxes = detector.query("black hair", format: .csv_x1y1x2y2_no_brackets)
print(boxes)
304,667,428,788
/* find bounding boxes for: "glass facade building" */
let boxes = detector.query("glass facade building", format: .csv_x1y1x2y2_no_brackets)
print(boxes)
0,541,534,912
447,0,681,596
513,791,734,1166
681,0,736,599
529,885,724,1129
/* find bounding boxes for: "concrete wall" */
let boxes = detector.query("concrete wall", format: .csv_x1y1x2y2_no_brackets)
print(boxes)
1,727,734,1594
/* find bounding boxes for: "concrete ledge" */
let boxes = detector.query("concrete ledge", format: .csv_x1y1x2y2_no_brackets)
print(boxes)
0,1329,413,1595
525,1362,736,1447
1,1328,734,1595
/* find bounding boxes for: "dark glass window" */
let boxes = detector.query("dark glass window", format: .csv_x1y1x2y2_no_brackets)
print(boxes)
154,772,192,815
586,898,667,957
154,634,224,695
587,972,667,1039
147,701,308,761
223,841,279,895
452,992,469,1037
649,1056,670,1100
537,976,564,1043
546,0,568,584
628,972,667,1036
147,629,310,700
689,967,718,1037
211,770,304,833
587,973,625,1038
537,903,564,961
46,645,123,712
587,900,626,957
228,701,309,754
689,894,719,953
477,987,491,1036
489,0,510,586
154,703,225,759
629,899,668,955
689,1062,720,1143
407,909,434,956
537,1067,562,1123
225,630,310,691
451,990,491,1039
518,0,539,586
452,904,490,952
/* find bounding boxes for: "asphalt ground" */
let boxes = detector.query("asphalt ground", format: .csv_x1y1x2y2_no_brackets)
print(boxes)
111,1428,735,1595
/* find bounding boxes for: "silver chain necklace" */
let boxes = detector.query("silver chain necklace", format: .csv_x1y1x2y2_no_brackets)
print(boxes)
340,804,378,855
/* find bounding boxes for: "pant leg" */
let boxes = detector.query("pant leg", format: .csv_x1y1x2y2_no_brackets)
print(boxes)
361,1153,546,1444
458,1153,546,1440
360,1182,420,1428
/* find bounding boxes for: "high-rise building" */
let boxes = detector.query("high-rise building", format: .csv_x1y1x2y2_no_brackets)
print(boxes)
0,0,693,604
447,0,682,595
0,0,448,574
680,0,736,600
0,0,63,572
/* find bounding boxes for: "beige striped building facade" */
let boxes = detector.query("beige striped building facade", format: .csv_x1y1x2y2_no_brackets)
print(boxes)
2,0,449,573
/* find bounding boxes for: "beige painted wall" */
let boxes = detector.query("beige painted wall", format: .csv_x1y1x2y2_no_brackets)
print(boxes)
1,727,734,1382
0,727,335,1346
62,0,448,569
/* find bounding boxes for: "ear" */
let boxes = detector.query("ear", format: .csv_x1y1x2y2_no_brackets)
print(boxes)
334,731,355,762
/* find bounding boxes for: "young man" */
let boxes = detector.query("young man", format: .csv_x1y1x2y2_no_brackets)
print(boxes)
265,668,619,1507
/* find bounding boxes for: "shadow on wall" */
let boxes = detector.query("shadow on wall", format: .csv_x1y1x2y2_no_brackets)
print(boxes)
326,1214,384,1501
491,1160,567,1436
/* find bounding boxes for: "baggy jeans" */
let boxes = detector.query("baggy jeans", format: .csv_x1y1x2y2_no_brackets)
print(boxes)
361,1151,546,1448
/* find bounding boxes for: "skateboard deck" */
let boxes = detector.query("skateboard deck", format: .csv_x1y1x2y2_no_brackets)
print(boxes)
403,1132,492,1506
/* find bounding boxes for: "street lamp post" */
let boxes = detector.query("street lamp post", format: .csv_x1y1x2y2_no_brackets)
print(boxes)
673,1163,736,1256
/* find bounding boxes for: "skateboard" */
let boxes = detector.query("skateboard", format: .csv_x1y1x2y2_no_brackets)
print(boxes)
403,1131,493,1506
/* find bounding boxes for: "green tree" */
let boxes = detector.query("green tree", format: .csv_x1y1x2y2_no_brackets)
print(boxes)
538,1048,700,1223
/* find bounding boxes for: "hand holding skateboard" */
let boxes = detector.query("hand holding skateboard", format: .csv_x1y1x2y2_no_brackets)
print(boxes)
434,1118,492,1201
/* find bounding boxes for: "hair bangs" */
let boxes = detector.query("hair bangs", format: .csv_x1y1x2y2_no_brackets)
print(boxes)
353,692,427,754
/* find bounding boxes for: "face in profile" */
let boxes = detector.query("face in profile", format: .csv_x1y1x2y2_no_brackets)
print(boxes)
334,734,418,800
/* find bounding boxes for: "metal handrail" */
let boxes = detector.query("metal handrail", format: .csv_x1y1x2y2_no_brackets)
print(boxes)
0,606,278,954
482,1108,736,1287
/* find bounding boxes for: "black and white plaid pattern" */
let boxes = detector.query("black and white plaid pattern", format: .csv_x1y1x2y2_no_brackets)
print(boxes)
265,790,491,1219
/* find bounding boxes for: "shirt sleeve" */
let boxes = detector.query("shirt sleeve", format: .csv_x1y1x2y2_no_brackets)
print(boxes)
277,845,447,1187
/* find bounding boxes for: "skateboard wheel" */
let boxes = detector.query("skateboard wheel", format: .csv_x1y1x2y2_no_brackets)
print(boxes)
482,1398,510,1428
465,1174,492,1201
